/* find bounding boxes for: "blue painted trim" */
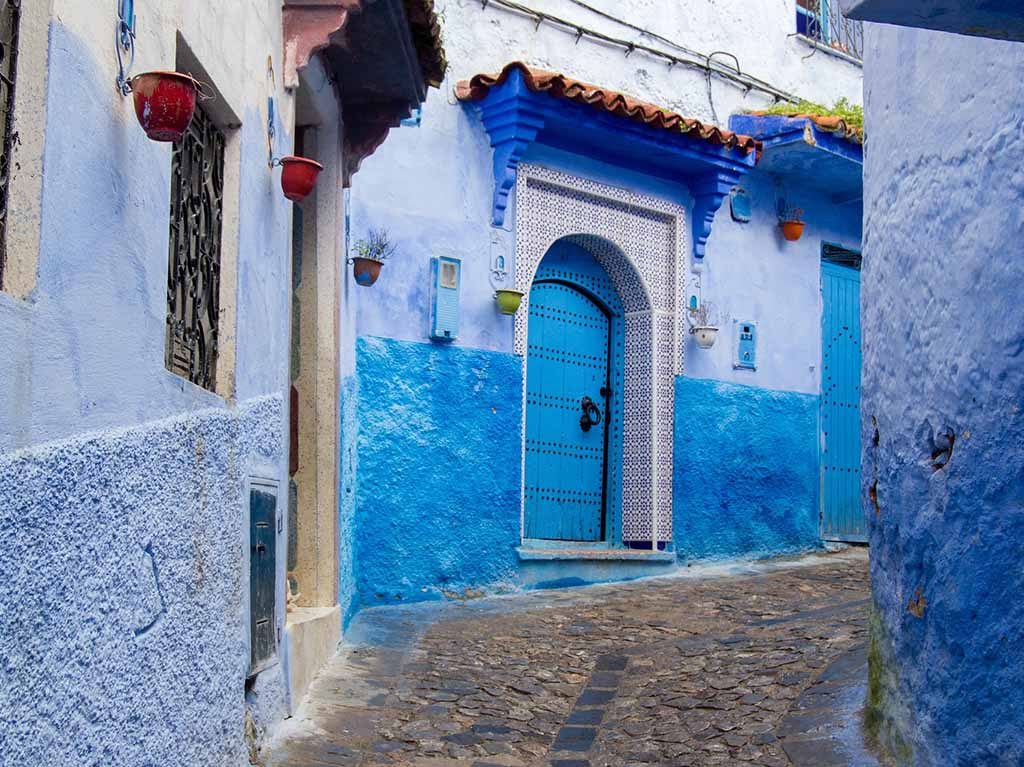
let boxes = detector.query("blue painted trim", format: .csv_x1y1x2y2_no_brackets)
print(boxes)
728,114,863,164
466,69,757,260
843,0,1024,42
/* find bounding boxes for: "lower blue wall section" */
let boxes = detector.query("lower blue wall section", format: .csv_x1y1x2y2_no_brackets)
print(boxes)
354,336,523,605
674,376,821,560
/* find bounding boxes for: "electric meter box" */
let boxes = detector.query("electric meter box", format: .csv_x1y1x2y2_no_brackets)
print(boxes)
734,319,758,370
430,256,461,341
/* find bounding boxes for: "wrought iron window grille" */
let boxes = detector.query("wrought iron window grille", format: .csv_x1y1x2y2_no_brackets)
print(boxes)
0,0,20,289
797,0,863,61
165,102,226,390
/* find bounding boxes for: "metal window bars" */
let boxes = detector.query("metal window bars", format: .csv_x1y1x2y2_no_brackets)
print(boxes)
0,0,20,288
797,0,863,61
165,103,226,390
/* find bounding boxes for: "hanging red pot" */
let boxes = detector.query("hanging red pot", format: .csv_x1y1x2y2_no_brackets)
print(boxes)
279,156,324,202
130,71,198,142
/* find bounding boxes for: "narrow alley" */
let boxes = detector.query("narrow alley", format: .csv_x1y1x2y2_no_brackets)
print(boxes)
266,551,876,767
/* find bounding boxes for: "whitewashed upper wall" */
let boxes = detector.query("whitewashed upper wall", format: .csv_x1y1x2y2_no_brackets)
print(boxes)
440,0,863,125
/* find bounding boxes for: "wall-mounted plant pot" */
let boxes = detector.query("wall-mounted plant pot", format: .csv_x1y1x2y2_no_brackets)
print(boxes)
352,257,384,287
780,221,806,242
494,288,524,315
280,156,324,202
130,71,198,142
692,326,719,349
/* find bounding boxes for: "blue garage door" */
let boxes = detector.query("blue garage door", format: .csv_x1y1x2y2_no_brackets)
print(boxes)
820,261,865,542
524,280,610,541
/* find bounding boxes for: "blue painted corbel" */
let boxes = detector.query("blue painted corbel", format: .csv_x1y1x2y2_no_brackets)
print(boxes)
690,172,743,262
472,72,547,226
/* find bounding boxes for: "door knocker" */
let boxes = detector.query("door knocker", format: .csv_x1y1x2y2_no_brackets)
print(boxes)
580,396,602,432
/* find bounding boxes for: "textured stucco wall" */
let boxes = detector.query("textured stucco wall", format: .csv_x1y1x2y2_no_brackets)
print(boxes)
861,24,1024,766
0,396,282,767
338,374,360,626
0,3,301,762
353,337,523,605
673,377,820,561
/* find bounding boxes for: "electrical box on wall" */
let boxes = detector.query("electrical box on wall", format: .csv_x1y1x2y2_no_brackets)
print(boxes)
734,319,757,370
730,188,752,223
430,256,461,341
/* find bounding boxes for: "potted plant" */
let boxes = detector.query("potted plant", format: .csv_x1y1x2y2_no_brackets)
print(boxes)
279,156,324,202
778,205,806,242
688,301,719,349
129,71,200,142
494,288,525,315
351,229,395,287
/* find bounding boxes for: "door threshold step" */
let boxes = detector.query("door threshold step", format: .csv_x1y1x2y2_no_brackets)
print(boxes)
517,546,675,563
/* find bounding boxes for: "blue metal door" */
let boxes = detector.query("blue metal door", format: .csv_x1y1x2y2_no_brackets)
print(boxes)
524,280,610,541
820,262,865,542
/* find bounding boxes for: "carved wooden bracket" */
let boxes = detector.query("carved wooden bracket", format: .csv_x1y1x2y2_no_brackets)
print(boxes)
282,0,363,89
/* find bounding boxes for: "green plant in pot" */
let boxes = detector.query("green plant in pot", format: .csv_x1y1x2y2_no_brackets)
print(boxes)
351,228,396,287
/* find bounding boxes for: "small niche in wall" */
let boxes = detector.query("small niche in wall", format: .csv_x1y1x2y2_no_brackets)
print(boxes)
733,319,758,370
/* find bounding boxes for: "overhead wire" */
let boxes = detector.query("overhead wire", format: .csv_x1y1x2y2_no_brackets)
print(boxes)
474,0,800,105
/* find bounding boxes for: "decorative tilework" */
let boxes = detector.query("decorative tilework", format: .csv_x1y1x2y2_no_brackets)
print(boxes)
513,164,687,543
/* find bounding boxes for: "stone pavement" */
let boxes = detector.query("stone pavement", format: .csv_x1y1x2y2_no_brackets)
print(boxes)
263,550,882,767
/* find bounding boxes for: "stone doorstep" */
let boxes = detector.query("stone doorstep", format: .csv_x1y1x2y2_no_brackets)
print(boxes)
516,547,675,562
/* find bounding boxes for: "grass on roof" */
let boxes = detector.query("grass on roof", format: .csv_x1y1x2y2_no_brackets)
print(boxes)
757,97,863,132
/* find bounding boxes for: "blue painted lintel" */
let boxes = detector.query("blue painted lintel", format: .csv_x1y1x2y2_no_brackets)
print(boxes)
840,0,1024,42
466,67,757,258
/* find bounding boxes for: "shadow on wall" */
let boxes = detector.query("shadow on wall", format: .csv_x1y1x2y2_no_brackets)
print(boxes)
673,376,821,560
352,336,524,606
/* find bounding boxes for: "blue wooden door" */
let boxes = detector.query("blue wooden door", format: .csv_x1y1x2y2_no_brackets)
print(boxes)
524,280,609,541
820,262,865,542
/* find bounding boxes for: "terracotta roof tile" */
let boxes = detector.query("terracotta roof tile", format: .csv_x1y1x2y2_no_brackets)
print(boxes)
456,62,759,156
746,110,863,144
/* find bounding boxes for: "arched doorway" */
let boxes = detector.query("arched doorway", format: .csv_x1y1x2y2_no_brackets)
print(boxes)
523,240,625,542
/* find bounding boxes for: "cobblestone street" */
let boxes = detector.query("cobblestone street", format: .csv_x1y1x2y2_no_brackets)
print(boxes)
265,551,878,767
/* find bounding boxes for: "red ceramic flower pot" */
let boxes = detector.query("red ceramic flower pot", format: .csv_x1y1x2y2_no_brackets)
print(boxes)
130,71,198,142
780,220,806,242
280,156,324,202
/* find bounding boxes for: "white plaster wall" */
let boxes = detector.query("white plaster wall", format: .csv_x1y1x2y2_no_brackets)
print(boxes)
441,0,862,123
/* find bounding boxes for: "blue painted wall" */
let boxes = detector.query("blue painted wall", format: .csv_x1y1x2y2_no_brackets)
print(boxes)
861,24,1024,765
0,17,297,765
673,376,820,560
353,336,523,605
338,374,359,627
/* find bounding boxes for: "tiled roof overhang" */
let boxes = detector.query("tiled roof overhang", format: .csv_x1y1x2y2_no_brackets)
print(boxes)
456,62,761,261
456,62,760,156
282,0,447,184
729,114,863,206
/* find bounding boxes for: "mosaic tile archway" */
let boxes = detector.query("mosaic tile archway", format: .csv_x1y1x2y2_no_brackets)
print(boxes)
513,164,688,544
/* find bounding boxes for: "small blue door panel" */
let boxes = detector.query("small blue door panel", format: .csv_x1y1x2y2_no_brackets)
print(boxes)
524,281,610,541
820,262,864,542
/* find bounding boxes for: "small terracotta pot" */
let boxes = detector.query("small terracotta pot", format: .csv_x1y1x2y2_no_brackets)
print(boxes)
280,156,324,202
130,71,198,142
352,257,384,287
692,327,719,349
780,220,805,242
495,288,525,315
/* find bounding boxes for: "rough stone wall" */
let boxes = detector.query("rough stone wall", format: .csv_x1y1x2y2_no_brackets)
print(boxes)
673,377,820,561
353,337,523,606
860,24,1024,765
